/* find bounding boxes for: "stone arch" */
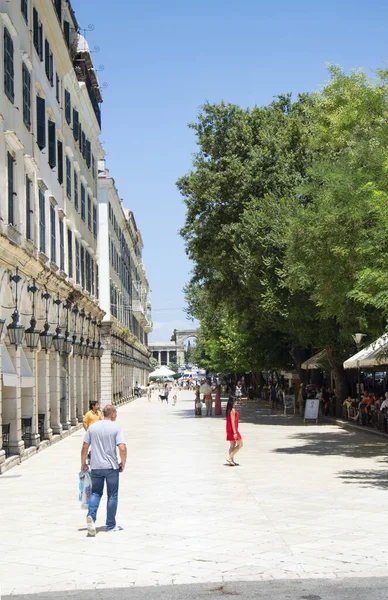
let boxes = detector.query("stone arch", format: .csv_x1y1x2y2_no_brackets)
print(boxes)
175,329,197,367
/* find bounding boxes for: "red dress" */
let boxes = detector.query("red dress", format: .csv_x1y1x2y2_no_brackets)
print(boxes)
226,409,241,441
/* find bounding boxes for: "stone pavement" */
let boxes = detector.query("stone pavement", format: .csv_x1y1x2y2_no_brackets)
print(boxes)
1,390,388,598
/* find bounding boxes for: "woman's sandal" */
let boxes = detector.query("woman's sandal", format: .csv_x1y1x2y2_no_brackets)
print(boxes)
231,461,239,466
226,458,235,466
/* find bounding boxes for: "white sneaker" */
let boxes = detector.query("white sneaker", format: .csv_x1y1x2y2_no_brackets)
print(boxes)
106,525,123,532
86,516,96,536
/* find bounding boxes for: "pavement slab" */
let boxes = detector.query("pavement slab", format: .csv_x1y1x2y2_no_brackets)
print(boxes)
1,390,388,598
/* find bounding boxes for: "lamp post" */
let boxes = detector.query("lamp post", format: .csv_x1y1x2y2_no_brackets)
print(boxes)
52,297,65,354
7,267,25,348
40,291,53,352
63,301,72,355
79,309,85,358
25,280,40,351
352,333,366,402
72,304,79,356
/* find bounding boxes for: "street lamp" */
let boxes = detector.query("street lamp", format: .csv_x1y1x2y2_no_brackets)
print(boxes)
79,309,86,358
352,333,366,402
40,291,53,352
63,301,73,355
25,281,40,351
52,297,65,354
7,268,25,348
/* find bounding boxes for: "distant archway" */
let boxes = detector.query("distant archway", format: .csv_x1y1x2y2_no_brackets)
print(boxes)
175,329,197,367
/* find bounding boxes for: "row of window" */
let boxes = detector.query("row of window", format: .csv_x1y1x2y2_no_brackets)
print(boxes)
65,155,97,237
4,19,97,181
7,152,98,298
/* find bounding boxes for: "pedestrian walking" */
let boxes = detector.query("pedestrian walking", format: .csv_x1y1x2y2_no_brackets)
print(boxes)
82,400,102,431
172,393,177,406
147,384,152,401
226,396,243,466
235,381,243,403
214,383,222,416
80,404,127,535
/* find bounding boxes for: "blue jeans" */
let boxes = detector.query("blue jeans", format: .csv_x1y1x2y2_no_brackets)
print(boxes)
87,469,119,530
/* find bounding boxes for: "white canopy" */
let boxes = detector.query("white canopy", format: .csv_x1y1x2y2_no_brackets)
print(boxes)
301,349,328,370
149,366,175,378
343,333,388,369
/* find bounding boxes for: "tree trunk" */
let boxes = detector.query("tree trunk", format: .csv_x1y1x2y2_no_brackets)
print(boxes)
290,346,310,383
326,347,349,417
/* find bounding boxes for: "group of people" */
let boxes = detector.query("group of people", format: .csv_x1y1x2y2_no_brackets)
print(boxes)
343,391,388,425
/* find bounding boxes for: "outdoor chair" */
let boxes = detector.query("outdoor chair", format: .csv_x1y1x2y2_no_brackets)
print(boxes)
21,417,33,448
2,423,10,458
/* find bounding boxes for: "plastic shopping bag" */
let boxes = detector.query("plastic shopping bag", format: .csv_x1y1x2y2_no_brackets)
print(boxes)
79,470,92,509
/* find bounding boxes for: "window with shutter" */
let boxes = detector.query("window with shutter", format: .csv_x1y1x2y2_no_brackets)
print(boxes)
81,132,86,159
91,258,95,296
66,156,72,199
54,0,62,23
4,28,14,103
81,184,86,221
57,140,63,184
86,251,91,292
38,22,43,60
74,171,79,211
68,229,73,279
45,39,50,80
22,63,31,129
64,89,71,124
59,217,65,271
56,73,60,102
39,188,46,253
26,176,32,241
49,51,54,86
78,123,82,152
87,195,92,230
75,239,80,283
93,205,97,238
63,21,70,47
86,140,91,168
21,0,28,23
96,265,99,299
48,120,56,168
92,154,96,179
50,204,56,263
7,153,15,225
80,246,85,288
36,96,46,150
33,8,39,52
72,109,79,140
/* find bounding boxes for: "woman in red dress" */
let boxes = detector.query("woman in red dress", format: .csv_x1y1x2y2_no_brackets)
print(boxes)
226,397,243,466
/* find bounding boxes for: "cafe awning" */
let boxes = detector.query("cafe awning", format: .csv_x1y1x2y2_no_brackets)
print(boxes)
1,343,17,387
301,349,328,370
343,333,388,370
20,347,34,388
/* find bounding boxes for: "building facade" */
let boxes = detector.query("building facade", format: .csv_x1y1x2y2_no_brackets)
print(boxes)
0,0,104,473
97,160,152,406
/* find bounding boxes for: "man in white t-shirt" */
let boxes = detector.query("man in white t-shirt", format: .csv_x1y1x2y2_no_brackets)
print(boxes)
81,404,127,535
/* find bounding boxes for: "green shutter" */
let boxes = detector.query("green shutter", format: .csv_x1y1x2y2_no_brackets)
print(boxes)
72,109,79,140
65,90,71,124
4,28,14,103
48,120,56,168
57,140,63,184
36,96,46,149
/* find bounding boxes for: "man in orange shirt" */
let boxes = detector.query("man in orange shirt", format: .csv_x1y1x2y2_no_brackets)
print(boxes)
83,401,103,431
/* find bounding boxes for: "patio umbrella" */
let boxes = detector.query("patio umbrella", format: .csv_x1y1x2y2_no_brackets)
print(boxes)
148,366,176,378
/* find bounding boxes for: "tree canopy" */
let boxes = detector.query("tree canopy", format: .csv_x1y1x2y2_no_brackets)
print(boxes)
178,67,388,401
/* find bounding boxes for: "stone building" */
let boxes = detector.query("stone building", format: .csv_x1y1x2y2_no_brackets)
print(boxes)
98,160,152,406
0,0,104,473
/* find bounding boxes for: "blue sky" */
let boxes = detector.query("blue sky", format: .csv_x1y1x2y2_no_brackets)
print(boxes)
72,0,388,342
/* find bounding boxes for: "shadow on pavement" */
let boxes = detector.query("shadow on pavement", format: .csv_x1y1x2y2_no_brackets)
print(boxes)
337,469,388,489
4,578,388,600
273,430,388,459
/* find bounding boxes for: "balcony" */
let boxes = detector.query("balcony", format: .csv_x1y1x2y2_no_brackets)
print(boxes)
73,58,102,127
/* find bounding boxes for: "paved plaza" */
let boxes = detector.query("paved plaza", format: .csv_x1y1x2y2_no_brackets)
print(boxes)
1,391,388,599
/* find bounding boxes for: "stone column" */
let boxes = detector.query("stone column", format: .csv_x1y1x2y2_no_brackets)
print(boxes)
21,348,39,446
2,345,24,456
167,351,170,366
69,354,77,426
60,354,71,430
0,344,5,468
158,351,161,365
76,355,83,422
49,351,63,436
37,351,53,440
83,357,89,414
